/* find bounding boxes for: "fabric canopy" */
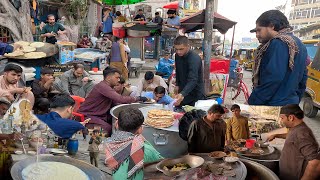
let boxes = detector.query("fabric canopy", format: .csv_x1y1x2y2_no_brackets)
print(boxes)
103,0,145,5
163,1,179,9
180,10,237,34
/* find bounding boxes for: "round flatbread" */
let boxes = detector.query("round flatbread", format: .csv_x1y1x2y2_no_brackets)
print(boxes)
4,51,24,57
22,46,36,53
30,42,45,48
24,52,46,59
14,41,30,47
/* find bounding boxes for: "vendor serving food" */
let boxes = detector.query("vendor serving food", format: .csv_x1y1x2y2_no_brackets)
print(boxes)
40,14,66,44
144,86,174,105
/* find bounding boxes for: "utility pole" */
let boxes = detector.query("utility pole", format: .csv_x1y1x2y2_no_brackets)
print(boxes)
203,0,215,95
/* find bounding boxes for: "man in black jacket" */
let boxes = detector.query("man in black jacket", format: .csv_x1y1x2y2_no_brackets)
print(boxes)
173,36,205,106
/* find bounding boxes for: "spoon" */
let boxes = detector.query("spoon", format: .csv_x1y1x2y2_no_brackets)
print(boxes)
20,138,27,154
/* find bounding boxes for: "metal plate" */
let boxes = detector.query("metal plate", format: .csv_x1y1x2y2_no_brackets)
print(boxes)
11,156,106,180
237,146,275,157
139,105,179,132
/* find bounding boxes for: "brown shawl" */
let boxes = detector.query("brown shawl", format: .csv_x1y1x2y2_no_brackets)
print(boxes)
253,28,299,88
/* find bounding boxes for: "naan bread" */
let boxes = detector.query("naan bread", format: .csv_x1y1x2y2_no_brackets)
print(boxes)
4,50,24,57
145,109,174,128
30,42,45,48
24,52,46,59
22,46,36,53
15,41,30,46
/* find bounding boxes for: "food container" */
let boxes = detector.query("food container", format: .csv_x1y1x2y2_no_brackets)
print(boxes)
112,22,126,38
156,155,204,177
208,151,227,159
111,104,188,158
127,29,150,38
246,139,256,149
223,156,239,163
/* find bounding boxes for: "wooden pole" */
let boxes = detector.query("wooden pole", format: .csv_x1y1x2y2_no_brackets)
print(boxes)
203,0,215,95
229,25,236,59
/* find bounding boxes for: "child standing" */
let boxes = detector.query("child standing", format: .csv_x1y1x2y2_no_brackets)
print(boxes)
88,129,102,167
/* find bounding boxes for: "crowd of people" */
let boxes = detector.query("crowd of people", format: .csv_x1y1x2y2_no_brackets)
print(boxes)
0,8,319,180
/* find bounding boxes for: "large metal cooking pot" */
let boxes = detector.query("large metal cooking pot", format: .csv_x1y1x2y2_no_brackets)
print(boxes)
239,147,281,175
127,29,150,37
110,103,188,158
11,156,106,180
241,159,279,180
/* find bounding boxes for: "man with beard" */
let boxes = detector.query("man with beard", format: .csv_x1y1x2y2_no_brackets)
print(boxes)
173,36,205,106
0,64,34,107
36,94,86,139
277,104,320,180
54,63,94,98
78,67,148,135
41,14,66,44
248,10,307,106
164,9,181,31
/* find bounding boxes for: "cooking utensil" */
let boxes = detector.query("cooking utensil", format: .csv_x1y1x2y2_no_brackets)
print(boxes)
156,155,204,177
20,138,27,154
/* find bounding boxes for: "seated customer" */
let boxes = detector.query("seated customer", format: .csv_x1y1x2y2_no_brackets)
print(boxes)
226,104,250,142
156,52,174,79
105,107,163,179
78,67,147,135
32,67,60,114
144,86,174,105
36,94,86,139
188,104,226,153
77,34,92,48
136,71,168,96
54,63,94,98
114,77,133,96
0,64,34,107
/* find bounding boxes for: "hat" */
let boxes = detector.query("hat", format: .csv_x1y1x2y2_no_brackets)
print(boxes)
250,28,256,33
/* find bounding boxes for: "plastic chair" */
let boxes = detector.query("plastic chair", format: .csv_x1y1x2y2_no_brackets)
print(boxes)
71,95,85,122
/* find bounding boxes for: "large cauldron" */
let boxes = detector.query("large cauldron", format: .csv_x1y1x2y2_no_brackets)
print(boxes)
241,159,279,180
110,103,188,158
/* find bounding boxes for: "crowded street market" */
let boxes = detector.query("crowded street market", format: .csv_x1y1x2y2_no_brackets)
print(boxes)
0,0,319,180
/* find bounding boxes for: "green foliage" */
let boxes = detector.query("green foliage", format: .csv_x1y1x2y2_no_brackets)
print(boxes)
64,0,89,24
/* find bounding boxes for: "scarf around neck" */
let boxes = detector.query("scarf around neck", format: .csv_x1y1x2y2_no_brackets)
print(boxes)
253,28,299,88
105,131,145,178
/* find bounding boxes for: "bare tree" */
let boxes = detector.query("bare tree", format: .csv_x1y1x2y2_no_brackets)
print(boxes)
0,0,33,42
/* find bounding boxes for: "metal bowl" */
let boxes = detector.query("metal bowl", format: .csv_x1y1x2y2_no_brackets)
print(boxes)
11,156,106,180
156,155,204,177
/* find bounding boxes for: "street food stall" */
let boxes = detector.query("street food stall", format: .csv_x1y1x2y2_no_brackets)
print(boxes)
110,103,281,179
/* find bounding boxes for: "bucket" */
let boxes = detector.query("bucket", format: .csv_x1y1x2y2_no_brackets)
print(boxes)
246,139,256,149
92,67,98,72
67,138,79,155
112,27,126,38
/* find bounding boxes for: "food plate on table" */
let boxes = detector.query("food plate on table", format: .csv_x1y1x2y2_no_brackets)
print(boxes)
50,149,68,154
208,151,227,159
234,147,248,153
223,156,239,163
143,99,156,104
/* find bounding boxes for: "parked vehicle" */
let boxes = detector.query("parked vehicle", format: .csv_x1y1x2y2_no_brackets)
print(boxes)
303,39,320,118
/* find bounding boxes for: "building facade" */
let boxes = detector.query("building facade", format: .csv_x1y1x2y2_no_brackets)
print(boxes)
289,0,320,30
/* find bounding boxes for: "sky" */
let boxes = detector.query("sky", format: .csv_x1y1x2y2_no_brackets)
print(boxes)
217,0,289,42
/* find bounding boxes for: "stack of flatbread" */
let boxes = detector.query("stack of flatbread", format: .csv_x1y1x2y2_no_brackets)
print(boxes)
4,50,24,57
24,52,46,59
145,109,175,128
14,41,30,47
22,46,36,53
30,42,45,48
